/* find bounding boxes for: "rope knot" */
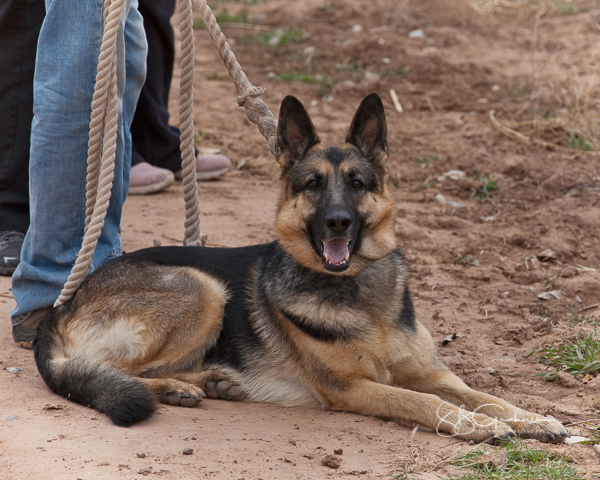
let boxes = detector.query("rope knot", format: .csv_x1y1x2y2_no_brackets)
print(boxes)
236,86,266,107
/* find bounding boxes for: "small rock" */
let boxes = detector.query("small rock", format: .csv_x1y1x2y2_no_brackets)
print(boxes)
437,170,465,182
593,444,600,463
538,290,565,301
7,367,21,374
351,24,363,33
408,29,425,39
363,71,381,84
152,239,161,247
333,448,343,455
182,448,193,455
434,193,466,208
136,452,146,458
5,415,18,421
288,439,297,446
36,446,46,450
321,455,342,469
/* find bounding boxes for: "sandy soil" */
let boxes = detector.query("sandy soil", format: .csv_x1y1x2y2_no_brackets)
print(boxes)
2,0,600,478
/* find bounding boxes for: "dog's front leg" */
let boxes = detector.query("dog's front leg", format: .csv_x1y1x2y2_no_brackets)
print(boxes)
324,378,515,443
407,369,569,443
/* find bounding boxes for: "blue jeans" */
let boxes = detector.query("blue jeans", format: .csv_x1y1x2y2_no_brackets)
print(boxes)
11,0,147,325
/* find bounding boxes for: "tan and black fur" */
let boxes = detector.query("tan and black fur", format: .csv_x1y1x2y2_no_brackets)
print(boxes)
34,94,568,443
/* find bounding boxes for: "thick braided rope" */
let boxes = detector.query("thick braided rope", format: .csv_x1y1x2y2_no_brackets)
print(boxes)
54,0,124,307
84,0,118,234
193,0,279,157
177,0,203,247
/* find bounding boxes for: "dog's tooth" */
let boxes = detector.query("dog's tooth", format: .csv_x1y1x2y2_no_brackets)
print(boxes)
324,253,330,262
344,254,349,261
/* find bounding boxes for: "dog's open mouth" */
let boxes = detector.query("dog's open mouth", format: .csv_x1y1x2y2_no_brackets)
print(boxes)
320,238,351,271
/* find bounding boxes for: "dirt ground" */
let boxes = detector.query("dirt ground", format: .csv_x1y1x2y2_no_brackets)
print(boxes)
2,0,600,478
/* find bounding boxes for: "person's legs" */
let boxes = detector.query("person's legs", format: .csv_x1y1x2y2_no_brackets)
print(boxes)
129,0,230,194
11,0,147,337
0,0,45,274
131,0,181,171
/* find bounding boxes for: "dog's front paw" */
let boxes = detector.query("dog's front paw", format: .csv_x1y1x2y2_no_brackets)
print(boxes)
506,415,570,443
204,379,245,401
437,410,516,444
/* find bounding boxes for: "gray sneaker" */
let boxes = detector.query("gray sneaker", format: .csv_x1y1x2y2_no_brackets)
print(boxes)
0,231,24,276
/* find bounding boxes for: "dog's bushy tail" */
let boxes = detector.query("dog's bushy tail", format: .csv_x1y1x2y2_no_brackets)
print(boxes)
33,308,156,426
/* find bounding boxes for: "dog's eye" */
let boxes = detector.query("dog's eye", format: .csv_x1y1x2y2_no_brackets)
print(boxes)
352,180,364,189
307,180,318,189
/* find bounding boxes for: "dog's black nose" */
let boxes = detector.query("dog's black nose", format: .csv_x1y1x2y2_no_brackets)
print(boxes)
325,210,352,233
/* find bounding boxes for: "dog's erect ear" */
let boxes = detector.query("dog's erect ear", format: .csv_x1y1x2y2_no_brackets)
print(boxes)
277,96,320,168
345,93,388,165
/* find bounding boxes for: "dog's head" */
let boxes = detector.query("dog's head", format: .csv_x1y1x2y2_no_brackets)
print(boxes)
275,93,397,276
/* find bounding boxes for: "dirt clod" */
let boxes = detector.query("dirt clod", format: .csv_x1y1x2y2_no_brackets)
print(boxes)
321,455,342,469
556,371,580,389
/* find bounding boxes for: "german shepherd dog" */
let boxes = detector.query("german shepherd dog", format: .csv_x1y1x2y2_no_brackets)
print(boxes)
34,94,568,443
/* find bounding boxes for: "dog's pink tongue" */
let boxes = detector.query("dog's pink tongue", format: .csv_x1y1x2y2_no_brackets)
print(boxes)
323,238,349,264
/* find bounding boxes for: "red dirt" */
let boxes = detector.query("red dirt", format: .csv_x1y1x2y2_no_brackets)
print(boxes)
2,0,600,478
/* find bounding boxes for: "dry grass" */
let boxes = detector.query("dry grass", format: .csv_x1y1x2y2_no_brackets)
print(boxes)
472,0,600,155
467,0,586,18
386,429,476,477
372,0,410,27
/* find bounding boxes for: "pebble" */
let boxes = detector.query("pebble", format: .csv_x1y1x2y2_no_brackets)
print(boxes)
183,448,193,455
5,415,18,421
334,448,343,455
136,452,146,458
408,29,425,39
7,367,21,374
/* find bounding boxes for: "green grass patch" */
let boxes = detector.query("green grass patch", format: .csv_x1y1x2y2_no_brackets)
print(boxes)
455,251,480,267
568,133,593,151
567,311,596,325
207,72,224,81
554,1,579,15
417,154,439,165
448,438,581,480
532,329,600,380
255,29,303,47
336,61,364,72
193,8,249,29
276,71,315,83
470,173,500,202
275,71,332,94
382,67,409,78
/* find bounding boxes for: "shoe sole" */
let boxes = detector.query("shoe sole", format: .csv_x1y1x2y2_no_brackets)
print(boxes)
128,174,175,195
175,166,230,181
0,266,16,276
